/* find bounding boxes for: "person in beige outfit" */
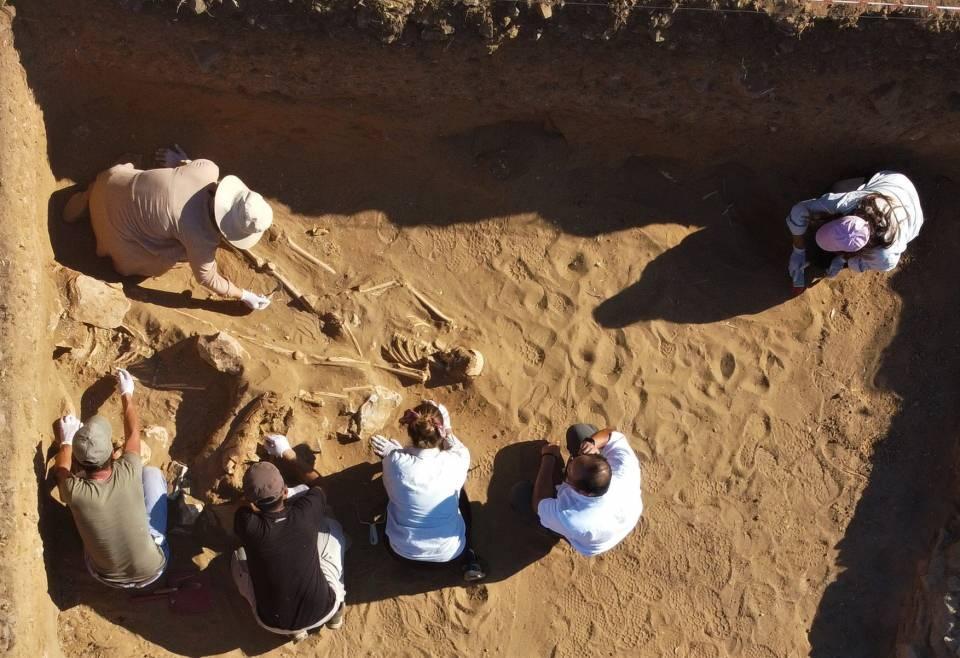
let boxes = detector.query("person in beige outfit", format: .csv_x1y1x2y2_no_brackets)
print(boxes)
64,146,274,310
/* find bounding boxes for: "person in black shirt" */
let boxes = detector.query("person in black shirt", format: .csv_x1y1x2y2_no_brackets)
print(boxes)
231,433,347,638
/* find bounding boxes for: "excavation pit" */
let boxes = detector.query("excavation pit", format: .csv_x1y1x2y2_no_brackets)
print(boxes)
2,2,960,656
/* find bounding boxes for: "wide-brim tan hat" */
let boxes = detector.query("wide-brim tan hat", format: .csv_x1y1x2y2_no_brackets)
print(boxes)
213,175,273,250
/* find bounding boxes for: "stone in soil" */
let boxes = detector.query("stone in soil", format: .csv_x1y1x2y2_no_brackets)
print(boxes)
357,385,402,435
144,425,171,451
196,331,248,375
66,274,130,329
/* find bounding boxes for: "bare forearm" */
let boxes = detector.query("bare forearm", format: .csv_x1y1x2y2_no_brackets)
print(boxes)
590,428,614,450
281,449,321,486
122,394,141,454
55,444,72,475
531,456,558,513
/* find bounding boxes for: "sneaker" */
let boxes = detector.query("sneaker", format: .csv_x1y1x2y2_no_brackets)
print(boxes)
462,550,486,582
326,602,345,630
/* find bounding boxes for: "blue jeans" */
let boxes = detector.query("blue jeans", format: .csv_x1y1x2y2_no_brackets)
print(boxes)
142,466,169,559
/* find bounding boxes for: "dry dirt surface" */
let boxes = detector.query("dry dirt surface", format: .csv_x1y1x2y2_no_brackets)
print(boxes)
5,1,960,657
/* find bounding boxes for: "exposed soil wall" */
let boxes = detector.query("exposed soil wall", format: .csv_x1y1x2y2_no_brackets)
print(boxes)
121,0,960,46
0,7,61,656
6,1,960,657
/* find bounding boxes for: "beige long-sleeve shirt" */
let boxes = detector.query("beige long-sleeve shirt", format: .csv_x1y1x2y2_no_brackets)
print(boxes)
88,159,242,298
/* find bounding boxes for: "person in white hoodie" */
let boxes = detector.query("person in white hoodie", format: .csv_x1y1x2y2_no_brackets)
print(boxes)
786,171,923,284
371,400,485,581
526,424,643,557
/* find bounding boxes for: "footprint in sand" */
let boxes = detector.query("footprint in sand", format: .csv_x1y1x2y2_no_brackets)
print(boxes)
720,351,736,380
734,410,771,477
449,583,492,631
520,339,546,370
527,414,554,441
545,291,573,315
688,642,721,658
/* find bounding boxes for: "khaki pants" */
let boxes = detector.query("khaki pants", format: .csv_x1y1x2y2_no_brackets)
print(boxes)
231,517,346,636
88,164,177,277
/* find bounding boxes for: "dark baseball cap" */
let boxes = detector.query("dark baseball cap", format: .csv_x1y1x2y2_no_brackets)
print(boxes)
242,462,285,506
73,415,113,467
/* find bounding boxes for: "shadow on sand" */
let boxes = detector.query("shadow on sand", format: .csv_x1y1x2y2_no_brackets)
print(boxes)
808,171,960,656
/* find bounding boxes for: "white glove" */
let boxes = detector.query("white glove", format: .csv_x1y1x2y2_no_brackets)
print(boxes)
788,247,807,280
424,399,452,435
371,435,402,458
826,255,846,278
240,290,271,311
58,414,82,446
155,144,190,168
264,434,292,458
116,368,135,397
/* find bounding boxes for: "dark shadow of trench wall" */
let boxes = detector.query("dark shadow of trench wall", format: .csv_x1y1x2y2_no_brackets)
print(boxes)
808,171,960,657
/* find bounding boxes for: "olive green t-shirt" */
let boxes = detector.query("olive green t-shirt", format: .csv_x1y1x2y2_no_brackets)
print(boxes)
59,453,165,584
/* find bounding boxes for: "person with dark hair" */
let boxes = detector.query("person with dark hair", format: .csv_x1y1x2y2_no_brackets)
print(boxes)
370,400,485,581
53,369,169,588
519,424,642,557
786,171,923,286
231,434,347,639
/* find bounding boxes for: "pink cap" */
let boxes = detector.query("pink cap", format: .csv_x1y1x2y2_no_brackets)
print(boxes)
815,216,870,253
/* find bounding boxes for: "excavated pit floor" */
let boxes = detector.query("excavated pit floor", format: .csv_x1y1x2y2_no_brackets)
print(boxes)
5,1,960,656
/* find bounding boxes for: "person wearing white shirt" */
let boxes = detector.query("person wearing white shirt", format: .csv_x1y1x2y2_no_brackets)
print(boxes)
523,424,642,557
371,400,485,582
786,171,923,287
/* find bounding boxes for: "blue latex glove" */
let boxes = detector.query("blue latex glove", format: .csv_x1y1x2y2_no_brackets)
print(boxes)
826,255,846,278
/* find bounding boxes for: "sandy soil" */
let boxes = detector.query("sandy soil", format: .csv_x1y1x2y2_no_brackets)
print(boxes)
5,1,960,657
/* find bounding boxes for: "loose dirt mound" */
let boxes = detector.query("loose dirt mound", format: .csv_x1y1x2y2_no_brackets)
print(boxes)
140,0,960,45
4,1,960,657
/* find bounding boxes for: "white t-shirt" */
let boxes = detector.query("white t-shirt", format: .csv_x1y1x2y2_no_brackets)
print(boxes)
381,435,469,562
785,171,923,272
537,432,643,557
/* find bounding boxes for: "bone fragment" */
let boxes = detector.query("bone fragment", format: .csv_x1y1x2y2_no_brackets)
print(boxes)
168,308,220,331
357,280,401,295
286,236,337,275
403,282,454,325
310,355,428,383
342,322,364,358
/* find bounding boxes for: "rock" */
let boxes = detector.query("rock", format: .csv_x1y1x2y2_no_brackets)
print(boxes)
537,2,552,19
67,274,130,329
357,385,402,435
189,0,207,15
139,440,152,466
144,425,171,451
197,332,248,375
421,23,455,41
948,593,959,615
